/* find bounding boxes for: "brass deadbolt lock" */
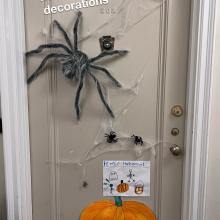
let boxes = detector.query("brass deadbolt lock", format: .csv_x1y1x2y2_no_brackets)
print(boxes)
171,105,184,117
171,128,180,136
99,36,115,51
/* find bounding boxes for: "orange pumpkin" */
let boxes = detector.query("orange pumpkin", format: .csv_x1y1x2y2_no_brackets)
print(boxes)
117,180,129,193
80,196,156,220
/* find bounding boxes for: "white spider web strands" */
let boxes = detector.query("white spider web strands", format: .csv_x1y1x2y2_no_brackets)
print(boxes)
58,60,170,166
113,67,144,119
57,0,168,167
59,138,171,166
41,0,165,39
58,84,172,167
59,79,170,167
58,65,147,166
80,0,166,40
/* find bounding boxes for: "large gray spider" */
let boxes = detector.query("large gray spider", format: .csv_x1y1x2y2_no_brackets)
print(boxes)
26,11,128,120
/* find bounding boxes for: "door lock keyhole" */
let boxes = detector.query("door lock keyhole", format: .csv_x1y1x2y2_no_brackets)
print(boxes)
171,128,180,136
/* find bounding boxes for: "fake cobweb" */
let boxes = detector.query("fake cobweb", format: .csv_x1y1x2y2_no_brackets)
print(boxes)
59,63,171,167
81,0,166,40
54,0,170,167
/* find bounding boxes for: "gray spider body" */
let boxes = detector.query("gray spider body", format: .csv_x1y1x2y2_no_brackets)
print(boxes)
26,11,128,120
62,51,89,79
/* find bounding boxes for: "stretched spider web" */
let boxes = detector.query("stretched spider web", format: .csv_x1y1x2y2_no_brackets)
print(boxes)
55,0,168,166
81,0,166,40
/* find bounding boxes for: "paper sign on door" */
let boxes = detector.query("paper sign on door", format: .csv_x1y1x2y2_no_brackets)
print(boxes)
103,160,150,197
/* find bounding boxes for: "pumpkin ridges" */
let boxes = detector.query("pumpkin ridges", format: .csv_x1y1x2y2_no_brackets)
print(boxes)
124,200,148,208
122,207,137,220
128,206,155,219
114,207,124,220
124,201,156,219
80,206,106,220
80,209,100,220
81,200,114,211
124,201,154,212
80,201,114,220
93,206,117,220
126,203,156,220
125,206,150,220
80,204,113,214
87,200,114,206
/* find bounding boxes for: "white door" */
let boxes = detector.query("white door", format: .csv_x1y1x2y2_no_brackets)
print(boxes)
24,0,191,219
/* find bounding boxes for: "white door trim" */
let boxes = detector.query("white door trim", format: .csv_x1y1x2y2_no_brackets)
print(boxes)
0,0,32,220
182,0,216,220
0,0,217,220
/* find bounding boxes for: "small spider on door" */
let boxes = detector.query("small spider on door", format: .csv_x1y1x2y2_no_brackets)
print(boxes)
131,135,144,146
105,131,118,143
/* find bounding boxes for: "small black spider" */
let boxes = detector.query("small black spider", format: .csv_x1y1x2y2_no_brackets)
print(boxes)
82,181,88,188
26,11,128,120
131,135,144,145
105,131,118,143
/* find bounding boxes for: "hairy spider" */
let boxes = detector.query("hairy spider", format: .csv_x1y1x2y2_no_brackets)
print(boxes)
105,131,118,143
26,11,128,120
131,135,144,146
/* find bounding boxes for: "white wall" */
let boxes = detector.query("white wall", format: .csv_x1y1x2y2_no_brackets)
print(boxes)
205,3,220,220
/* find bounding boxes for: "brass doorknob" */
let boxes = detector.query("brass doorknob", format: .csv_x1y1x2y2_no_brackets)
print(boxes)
171,105,184,117
170,144,182,156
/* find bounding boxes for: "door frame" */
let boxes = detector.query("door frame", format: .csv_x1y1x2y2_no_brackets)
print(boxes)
182,0,216,219
0,0,217,220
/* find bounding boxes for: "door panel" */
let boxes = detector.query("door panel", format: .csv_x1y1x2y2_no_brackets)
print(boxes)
24,1,190,219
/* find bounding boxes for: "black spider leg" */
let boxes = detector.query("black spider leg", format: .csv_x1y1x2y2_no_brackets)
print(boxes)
26,44,72,56
27,53,68,84
54,20,73,50
73,11,82,50
75,71,86,120
90,64,122,88
89,72,114,118
89,50,128,63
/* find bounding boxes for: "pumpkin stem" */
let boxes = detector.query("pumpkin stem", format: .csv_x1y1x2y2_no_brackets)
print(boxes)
114,196,122,207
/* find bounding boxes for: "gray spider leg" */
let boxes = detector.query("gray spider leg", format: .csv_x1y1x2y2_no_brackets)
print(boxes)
75,72,85,120
26,43,72,56
90,64,122,88
73,11,82,50
89,72,115,118
27,53,68,84
54,20,73,50
89,50,129,63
